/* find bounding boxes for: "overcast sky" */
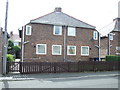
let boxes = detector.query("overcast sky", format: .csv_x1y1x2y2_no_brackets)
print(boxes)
0,0,119,35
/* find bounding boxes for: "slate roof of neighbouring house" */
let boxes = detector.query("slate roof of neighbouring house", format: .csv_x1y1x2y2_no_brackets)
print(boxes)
113,18,120,31
30,7,95,29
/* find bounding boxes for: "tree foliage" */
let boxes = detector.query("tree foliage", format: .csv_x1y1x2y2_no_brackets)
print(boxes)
7,40,21,59
7,54,15,61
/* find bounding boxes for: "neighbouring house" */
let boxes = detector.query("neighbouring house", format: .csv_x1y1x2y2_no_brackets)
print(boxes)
19,7,99,62
101,18,120,58
9,31,21,47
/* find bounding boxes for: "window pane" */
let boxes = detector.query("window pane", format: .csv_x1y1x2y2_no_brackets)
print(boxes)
81,46,89,56
54,26,62,35
69,47,75,54
37,45,45,54
55,27,60,34
27,27,30,34
109,34,113,40
26,26,31,35
93,31,98,40
82,47,88,54
68,27,76,36
67,46,76,55
53,45,61,55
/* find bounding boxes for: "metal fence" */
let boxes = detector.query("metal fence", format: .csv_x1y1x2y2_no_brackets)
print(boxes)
6,61,120,74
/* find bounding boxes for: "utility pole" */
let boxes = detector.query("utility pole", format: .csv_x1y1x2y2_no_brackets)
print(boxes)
108,34,110,55
21,26,25,62
3,0,9,75
98,32,101,61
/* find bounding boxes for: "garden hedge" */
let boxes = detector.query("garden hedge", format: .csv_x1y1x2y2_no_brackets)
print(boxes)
106,55,120,61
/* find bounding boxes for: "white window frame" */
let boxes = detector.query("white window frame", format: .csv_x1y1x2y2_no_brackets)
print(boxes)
68,27,76,36
26,25,32,35
81,46,89,56
36,44,47,55
109,33,113,40
93,31,98,40
52,45,62,55
53,25,62,35
67,45,76,55
116,46,120,50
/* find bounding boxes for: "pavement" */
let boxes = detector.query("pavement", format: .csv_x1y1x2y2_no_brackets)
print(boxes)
0,71,119,81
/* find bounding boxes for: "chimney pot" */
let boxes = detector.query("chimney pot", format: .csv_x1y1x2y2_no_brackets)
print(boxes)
54,7,62,12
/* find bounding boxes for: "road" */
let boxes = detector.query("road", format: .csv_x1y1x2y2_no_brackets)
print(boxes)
0,71,119,89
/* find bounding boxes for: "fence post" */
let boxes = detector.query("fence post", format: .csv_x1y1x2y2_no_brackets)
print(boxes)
77,61,80,72
54,62,56,73
19,61,22,74
68,62,69,72
6,62,9,74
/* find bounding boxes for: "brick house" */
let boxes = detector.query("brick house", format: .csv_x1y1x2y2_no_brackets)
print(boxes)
101,18,120,57
20,7,99,62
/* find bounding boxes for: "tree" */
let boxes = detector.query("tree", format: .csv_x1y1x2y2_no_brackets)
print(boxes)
7,40,21,59
12,46,20,59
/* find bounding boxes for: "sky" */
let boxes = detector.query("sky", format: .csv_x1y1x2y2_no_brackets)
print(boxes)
0,0,119,35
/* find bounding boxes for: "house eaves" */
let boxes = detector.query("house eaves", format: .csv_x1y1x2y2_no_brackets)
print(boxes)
30,8,95,29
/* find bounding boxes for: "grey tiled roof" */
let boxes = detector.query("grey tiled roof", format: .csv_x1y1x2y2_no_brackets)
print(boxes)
30,11,95,29
113,18,120,31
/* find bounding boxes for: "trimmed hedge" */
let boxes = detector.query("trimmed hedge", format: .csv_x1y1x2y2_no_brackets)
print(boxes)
106,55,120,61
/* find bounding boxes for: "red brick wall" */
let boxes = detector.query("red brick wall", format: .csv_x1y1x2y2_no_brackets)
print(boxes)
100,31,120,57
110,31,120,55
23,24,98,62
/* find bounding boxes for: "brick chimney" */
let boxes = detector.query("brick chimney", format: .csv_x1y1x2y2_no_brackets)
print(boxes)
54,7,62,12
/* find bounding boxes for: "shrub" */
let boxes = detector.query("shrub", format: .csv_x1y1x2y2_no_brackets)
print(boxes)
106,55,120,61
7,54,15,62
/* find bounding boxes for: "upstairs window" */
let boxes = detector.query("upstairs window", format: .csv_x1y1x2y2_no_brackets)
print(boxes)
93,31,98,40
109,33,113,40
26,25,32,35
67,46,76,55
52,45,62,55
53,25,62,35
36,44,47,55
68,27,76,36
81,46,89,56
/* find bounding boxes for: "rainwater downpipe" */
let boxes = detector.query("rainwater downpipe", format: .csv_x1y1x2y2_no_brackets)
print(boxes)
64,26,67,62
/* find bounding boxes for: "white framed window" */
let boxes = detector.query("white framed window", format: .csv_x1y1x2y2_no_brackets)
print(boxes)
67,46,76,55
109,33,113,40
81,46,89,56
36,44,47,54
26,25,32,35
68,27,76,36
116,46,120,50
52,45,62,55
93,31,98,40
53,25,62,35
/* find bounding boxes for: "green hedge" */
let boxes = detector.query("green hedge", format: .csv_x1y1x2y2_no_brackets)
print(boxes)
106,55,120,61
7,54,15,62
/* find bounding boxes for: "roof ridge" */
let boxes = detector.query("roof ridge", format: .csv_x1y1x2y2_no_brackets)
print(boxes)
62,12,95,28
